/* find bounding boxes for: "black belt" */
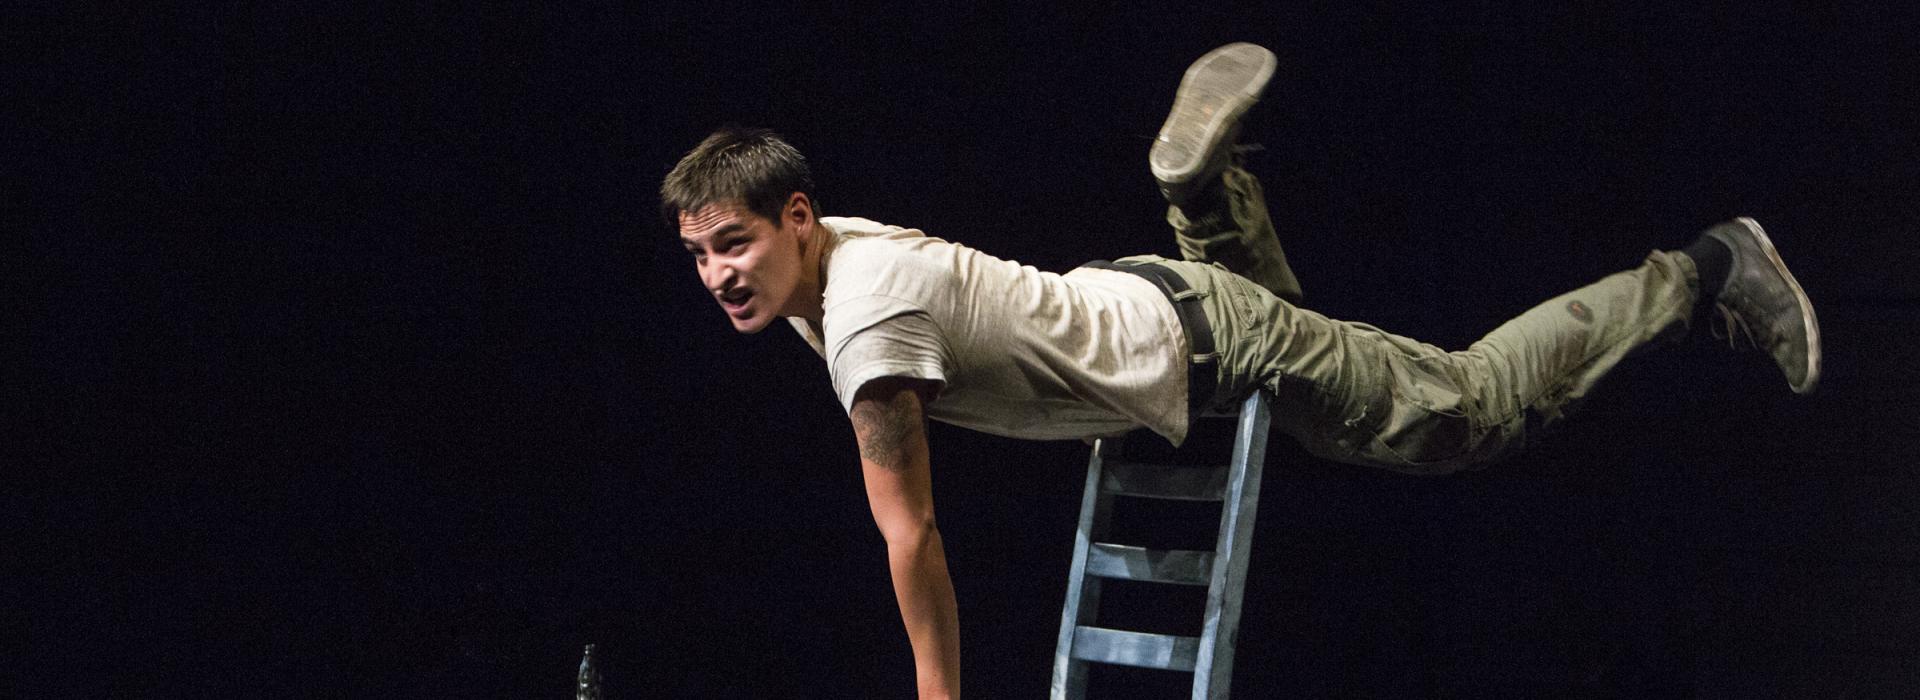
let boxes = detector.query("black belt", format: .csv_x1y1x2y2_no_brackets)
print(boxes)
1079,260,1218,422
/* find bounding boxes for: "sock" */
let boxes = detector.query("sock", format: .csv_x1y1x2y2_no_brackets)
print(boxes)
1169,171,1231,232
1185,173,1230,217
1681,234,1731,306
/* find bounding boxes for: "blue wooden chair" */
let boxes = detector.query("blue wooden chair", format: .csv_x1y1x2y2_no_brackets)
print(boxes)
1052,390,1274,699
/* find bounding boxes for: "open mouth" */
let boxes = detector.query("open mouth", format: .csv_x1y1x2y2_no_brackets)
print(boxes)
719,289,754,315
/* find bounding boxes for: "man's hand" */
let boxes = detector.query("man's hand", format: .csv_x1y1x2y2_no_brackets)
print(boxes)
850,377,959,699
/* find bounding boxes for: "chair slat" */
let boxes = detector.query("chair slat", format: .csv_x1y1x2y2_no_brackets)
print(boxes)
1085,543,1214,586
1101,460,1227,501
1070,626,1199,672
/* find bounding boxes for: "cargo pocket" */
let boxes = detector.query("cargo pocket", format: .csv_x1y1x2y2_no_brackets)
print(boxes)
1369,352,1484,473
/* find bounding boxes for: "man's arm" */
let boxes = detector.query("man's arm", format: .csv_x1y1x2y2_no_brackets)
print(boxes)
849,377,959,699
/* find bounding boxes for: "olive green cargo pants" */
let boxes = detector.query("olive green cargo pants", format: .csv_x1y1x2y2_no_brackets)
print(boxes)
1122,167,1701,474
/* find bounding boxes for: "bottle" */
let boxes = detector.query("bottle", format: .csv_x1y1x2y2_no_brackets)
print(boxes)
577,643,602,700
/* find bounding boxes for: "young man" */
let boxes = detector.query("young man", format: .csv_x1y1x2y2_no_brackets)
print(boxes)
662,43,1819,698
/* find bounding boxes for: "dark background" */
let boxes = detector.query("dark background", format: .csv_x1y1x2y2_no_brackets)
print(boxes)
14,3,1920,697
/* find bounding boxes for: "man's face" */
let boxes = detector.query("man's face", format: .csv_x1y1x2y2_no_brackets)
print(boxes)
679,201,805,334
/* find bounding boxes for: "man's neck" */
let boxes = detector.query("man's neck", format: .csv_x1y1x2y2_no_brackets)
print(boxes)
790,218,837,325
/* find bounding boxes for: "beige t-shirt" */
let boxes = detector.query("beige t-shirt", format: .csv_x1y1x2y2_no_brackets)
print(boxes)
787,216,1192,443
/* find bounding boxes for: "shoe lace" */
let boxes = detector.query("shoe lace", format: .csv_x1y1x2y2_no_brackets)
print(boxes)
1711,301,1758,350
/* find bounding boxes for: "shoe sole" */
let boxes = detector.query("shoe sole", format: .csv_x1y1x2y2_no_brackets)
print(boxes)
1151,43,1277,187
1734,217,1822,394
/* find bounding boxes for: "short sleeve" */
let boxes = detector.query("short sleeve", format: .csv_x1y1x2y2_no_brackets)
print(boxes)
824,295,950,413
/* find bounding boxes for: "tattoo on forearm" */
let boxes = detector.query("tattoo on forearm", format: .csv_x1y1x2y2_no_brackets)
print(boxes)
851,389,922,471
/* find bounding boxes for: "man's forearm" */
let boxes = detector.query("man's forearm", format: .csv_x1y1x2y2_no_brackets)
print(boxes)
887,524,961,699
850,377,957,697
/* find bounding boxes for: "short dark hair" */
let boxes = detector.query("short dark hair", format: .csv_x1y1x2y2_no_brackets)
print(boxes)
660,127,818,228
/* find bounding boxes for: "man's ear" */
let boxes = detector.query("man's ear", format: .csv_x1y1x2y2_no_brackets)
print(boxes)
784,192,817,242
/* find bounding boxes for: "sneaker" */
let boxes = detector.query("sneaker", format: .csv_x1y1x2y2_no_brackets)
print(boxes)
1150,42,1277,207
1703,217,1822,394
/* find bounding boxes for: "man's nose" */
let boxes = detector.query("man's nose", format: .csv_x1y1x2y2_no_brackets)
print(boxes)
702,262,736,293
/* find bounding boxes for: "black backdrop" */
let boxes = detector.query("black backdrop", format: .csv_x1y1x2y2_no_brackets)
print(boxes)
15,3,1920,697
